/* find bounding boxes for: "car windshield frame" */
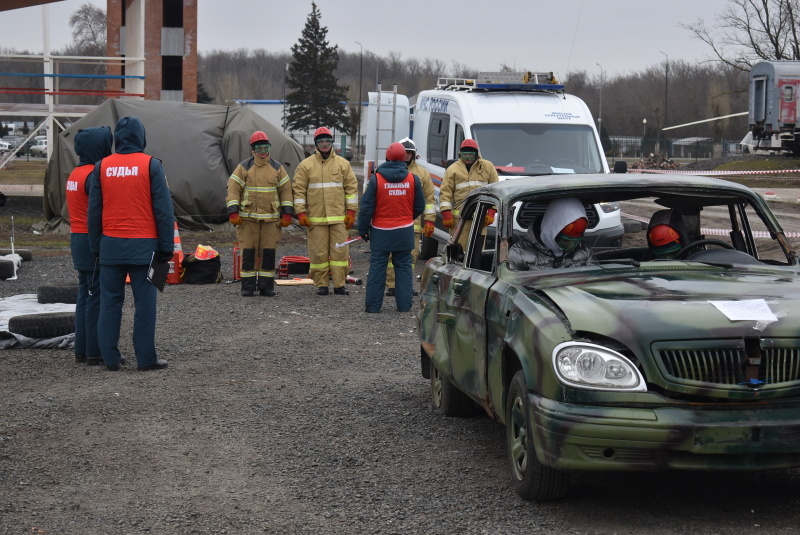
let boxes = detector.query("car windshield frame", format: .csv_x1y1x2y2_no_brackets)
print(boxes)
471,123,605,175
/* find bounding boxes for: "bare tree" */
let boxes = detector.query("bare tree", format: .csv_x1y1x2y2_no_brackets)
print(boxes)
683,0,800,71
69,3,106,56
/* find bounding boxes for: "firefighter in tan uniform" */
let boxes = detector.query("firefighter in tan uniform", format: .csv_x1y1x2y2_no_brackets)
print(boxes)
386,138,435,296
226,131,293,297
440,138,499,249
293,127,359,295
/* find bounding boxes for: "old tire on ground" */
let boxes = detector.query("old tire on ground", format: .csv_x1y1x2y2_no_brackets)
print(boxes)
0,248,32,261
0,259,15,279
506,370,569,501
418,235,439,261
37,284,80,304
430,359,472,417
8,312,76,338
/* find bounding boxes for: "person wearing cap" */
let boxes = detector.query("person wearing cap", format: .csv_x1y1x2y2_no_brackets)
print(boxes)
357,142,425,313
293,127,359,295
646,209,688,260
87,116,173,371
385,137,435,297
66,126,113,366
226,131,293,297
439,138,499,249
508,197,597,271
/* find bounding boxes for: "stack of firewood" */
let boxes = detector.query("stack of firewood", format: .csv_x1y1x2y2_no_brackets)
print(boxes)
628,153,680,170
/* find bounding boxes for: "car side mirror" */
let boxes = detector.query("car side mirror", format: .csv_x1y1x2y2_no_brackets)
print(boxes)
613,160,628,174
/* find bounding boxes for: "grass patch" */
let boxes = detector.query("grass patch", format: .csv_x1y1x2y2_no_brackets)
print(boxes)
716,159,800,171
0,159,47,185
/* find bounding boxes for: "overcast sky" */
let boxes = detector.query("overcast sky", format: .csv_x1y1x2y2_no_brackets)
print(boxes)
3,0,732,78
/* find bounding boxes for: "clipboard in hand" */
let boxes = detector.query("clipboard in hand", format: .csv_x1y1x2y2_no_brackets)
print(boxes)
147,252,170,292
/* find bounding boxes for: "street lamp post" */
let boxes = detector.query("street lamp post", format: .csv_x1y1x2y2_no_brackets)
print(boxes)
596,63,603,130
660,51,669,156
642,118,647,158
283,63,288,133
355,41,364,159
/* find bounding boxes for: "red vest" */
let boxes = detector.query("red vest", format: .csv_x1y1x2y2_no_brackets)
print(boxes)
99,153,157,238
372,172,415,230
66,164,93,234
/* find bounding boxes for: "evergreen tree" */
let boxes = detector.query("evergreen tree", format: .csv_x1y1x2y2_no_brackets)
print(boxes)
285,2,349,133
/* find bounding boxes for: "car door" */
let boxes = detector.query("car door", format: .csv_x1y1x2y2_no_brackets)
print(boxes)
435,199,498,402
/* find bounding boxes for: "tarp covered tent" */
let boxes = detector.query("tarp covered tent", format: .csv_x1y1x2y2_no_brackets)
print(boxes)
44,99,307,231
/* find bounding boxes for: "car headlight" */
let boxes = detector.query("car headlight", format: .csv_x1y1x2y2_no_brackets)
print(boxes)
598,201,620,213
552,342,646,392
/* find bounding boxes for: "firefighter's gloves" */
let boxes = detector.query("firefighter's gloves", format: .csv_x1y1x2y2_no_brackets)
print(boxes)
229,212,242,226
344,209,356,229
360,233,370,242
297,212,311,227
156,251,174,263
442,210,454,228
484,208,496,227
422,221,435,238
280,213,293,227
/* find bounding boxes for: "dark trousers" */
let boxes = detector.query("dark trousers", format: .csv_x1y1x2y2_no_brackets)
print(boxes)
75,268,100,358
97,264,158,368
366,249,412,313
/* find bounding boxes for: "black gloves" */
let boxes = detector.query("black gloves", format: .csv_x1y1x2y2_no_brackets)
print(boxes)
360,234,370,242
156,251,174,263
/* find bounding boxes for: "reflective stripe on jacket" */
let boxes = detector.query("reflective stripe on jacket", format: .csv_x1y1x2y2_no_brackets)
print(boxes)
439,157,499,217
226,157,292,220
292,151,358,225
408,160,436,230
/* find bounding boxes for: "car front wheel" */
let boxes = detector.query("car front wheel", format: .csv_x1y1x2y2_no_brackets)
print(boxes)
430,360,471,417
506,370,569,501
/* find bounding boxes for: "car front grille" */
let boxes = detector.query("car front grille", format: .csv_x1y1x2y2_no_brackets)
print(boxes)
657,346,800,387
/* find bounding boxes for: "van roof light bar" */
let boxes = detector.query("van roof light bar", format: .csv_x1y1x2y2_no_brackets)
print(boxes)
435,71,564,93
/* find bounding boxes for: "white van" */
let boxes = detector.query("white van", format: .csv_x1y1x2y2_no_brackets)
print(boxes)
364,72,623,259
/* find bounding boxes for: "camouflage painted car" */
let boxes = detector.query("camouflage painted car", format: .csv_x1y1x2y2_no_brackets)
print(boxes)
417,173,800,501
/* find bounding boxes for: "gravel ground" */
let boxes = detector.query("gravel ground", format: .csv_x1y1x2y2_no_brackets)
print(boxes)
2,195,800,535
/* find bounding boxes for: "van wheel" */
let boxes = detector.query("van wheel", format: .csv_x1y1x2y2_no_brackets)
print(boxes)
418,235,439,260
8,312,76,338
506,370,569,501
0,248,32,261
37,284,80,304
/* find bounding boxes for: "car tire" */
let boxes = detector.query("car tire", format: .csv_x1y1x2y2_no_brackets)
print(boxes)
506,370,569,501
418,235,439,261
8,312,76,338
37,284,80,304
0,258,15,279
0,248,32,261
430,360,471,417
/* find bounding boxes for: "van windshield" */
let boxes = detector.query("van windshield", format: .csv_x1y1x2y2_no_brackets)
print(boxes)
471,123,605,175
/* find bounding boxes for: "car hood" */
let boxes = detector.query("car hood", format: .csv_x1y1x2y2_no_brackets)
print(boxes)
533,267,800,343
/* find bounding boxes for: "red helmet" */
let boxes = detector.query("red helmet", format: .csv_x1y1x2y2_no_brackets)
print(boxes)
313,127,333,141
250,131,269,146
648,224,681,246
385,142,406,162
460,139,479,151
560,217,588,238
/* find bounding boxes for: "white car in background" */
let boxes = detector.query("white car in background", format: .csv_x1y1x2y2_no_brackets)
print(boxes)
30,140,48,157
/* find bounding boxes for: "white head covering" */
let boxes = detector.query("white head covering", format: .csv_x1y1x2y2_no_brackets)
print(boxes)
539,197,588,256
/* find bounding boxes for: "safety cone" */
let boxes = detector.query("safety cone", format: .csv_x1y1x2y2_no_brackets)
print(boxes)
167,221,184,284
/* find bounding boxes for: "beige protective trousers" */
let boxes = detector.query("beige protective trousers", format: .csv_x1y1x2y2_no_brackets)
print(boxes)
307,223,349,288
